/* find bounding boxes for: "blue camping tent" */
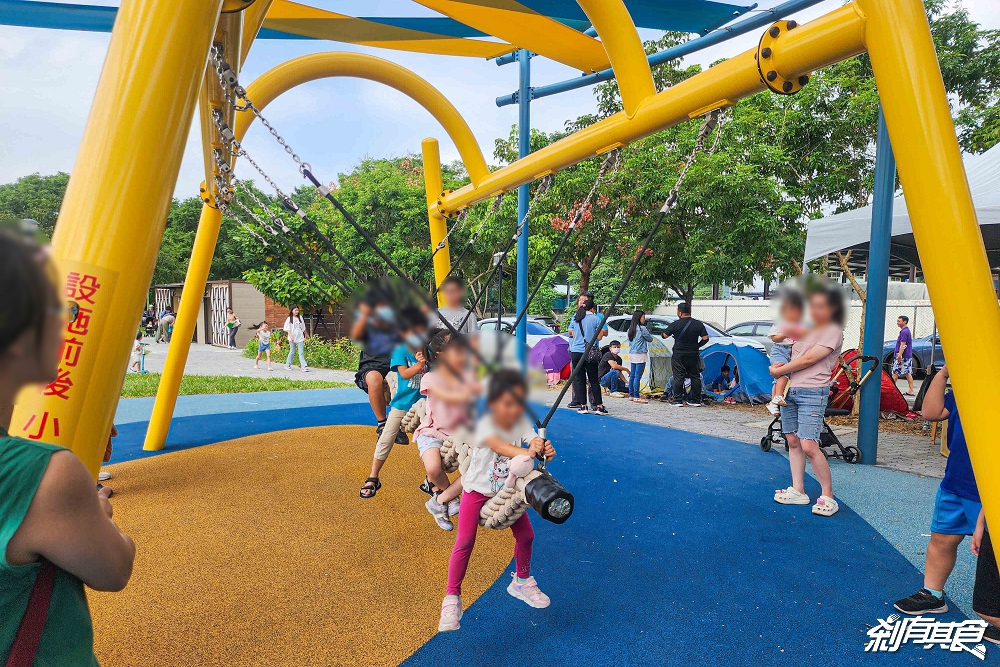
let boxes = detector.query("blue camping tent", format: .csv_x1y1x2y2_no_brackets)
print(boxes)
700,341,773,404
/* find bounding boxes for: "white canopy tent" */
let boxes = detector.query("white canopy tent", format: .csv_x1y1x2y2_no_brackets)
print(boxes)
804,142,1000,268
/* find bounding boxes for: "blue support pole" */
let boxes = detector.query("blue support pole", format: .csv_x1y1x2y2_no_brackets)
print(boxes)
515,48,531,365
858,106,896,465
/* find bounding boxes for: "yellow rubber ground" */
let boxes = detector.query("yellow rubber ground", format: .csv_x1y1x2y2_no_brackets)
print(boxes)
90,425,514,666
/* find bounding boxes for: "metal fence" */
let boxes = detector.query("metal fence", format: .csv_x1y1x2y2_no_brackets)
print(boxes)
653,299,938,350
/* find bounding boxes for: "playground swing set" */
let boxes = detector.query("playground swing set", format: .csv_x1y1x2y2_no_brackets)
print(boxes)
4,0,1000,578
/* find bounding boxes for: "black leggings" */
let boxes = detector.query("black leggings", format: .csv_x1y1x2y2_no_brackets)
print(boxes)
570,351,602,408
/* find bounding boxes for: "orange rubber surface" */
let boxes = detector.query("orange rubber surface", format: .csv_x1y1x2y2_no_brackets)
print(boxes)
90,425,513,666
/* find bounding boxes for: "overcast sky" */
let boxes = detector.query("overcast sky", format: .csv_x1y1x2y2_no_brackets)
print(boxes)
1,0,998,200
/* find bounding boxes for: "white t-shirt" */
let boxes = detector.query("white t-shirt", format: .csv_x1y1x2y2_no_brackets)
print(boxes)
283,316,306,343
768,321,797,346
464,414,538,497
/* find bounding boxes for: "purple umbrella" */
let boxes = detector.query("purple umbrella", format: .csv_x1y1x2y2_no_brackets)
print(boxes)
530,336,571,373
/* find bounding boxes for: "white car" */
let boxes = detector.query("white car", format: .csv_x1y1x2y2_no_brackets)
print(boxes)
478,317,564,349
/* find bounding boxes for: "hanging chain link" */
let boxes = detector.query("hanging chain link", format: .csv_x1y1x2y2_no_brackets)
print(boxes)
660,109,726,213
210,46,310,174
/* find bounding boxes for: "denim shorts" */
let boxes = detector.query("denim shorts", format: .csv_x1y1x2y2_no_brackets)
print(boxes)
257,342,270,353
768,344,792,366
779,386,829,441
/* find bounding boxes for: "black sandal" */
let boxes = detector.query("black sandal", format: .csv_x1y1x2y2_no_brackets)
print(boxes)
360,477,381,499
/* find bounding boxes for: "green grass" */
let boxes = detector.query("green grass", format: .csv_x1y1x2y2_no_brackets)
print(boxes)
242,331,361,371
120,373,351,398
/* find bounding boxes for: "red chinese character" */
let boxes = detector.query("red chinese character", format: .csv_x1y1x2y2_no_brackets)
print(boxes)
67,307,92,336
65,272,101,304
62,337,84,367
23,412,60,440
43,369,72,400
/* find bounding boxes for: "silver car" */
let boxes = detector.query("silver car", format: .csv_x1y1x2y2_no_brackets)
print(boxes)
724,320,775,352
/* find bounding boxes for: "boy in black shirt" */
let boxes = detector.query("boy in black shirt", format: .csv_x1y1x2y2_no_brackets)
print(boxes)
660,302,709,406
598,341,629,395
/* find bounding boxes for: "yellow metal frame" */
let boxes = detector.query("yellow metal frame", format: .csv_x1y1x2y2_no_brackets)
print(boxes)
28,0,1000,540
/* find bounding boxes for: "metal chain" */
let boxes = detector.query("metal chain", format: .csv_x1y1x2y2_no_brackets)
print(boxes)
210,46,310,174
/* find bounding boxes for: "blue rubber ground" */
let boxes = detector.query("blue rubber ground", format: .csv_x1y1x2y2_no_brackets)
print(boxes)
111,390,992,664
405,410,992,666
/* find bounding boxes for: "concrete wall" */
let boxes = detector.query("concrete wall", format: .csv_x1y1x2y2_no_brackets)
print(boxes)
230,281,265,348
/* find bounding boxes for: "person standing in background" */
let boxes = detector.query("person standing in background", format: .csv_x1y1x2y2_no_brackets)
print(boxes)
626,310,653,404
660,302,709,407
226,308,241,350
283,306,309,372
892,315,915,396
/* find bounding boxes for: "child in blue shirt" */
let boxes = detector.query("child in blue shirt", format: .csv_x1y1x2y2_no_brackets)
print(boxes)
360,307,428,499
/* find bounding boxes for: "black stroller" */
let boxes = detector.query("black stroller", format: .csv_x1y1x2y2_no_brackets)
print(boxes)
760,352,879,464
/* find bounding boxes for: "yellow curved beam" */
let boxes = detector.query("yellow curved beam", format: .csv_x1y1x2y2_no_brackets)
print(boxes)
233,52,489,187
575,0,654,116
411,0,611,73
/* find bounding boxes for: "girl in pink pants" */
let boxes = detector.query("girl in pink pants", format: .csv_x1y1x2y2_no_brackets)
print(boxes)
438,369,556,632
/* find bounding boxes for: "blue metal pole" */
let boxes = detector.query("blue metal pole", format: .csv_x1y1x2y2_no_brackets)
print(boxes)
515,48,531,365
495,0,825,107
858,106,896,465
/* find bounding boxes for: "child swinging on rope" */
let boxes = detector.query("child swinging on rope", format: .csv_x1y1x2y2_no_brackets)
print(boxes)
438,369,556,632
360,307,428,499
415,329,479,530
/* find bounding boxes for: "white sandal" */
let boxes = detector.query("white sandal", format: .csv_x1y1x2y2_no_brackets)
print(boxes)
774,487,810,505
812,495,839,517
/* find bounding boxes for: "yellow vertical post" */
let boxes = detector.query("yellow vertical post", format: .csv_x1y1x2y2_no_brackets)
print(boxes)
860,0,1000,531
145,14,243,452
422,138,451,306
9,0,224,478
143,204,223,451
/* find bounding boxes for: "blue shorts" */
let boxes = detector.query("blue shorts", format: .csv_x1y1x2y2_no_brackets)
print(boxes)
258,342,271,352
779,386,829,441
769,344,792,366
930,487,982,535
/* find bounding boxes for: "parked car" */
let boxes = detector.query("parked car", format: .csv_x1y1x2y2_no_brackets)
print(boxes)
478,317,563,348
882,333,944,376
725,320,775,352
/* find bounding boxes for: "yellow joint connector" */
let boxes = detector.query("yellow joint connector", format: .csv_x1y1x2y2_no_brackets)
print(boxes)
757,20,812,95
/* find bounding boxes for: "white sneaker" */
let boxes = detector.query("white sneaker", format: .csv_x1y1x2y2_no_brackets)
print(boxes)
766,401,780,416
670,401,684,407
302,367,309,372
426,496,453,530
685,401,701,407
285,365,292,370
448,497,460,517
812,495,839,517
98,470,112,482
774,487,810,505
438,595,462,632
507,574,550,608
577,406,589,414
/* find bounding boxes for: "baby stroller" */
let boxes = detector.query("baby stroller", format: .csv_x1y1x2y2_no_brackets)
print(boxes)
760,351,879,464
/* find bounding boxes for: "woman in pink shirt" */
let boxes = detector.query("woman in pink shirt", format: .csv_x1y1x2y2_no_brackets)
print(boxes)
768,286,845,517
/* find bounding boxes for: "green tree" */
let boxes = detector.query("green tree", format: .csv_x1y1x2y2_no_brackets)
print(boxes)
0,172,69,238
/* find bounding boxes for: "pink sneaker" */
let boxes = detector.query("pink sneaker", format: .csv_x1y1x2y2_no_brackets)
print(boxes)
507,574,550,609
438,595,462,632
